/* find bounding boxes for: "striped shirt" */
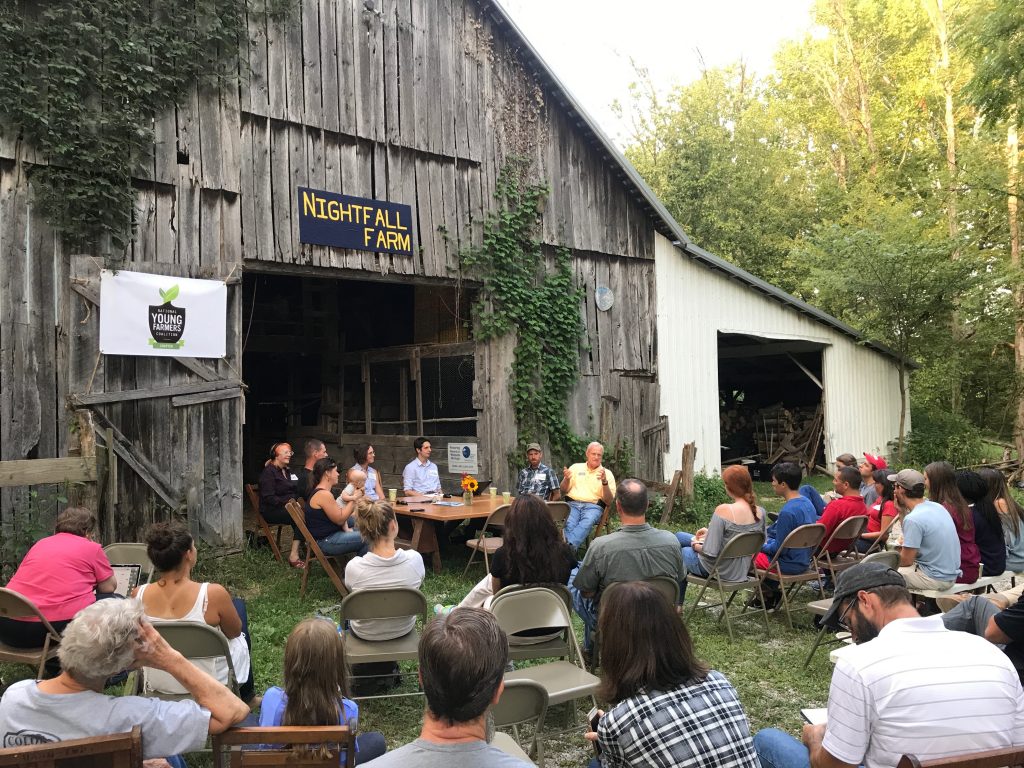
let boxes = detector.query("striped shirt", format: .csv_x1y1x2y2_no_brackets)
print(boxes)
597,670,759,768
823,615,1024,767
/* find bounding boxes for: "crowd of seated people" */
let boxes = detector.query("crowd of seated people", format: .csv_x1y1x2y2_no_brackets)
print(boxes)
5,438,1024,768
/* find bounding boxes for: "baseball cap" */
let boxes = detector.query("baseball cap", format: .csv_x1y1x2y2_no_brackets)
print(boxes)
835,453,857,467
864,453,888,470
525,442,542,452
821,562,906,627
887,468,925,491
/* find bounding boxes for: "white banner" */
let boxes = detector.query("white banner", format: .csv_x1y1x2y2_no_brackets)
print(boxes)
99,270,227,358
447,443,479,474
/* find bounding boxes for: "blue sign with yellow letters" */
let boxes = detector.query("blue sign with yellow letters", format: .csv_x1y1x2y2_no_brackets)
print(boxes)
296,186,414,256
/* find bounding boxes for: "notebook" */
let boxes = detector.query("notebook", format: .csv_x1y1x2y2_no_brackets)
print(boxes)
110,564,143,597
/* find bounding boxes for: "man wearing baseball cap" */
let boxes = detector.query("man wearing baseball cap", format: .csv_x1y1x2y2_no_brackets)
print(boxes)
889,468,961,591
514,443,560,500
754,562,1024,767
858,453,887,506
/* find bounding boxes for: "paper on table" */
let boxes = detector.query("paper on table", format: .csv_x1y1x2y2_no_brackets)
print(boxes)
432,501,465,507
801,708,828,725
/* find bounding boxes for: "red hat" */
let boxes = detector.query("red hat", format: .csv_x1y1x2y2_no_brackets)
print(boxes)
864,453,888,470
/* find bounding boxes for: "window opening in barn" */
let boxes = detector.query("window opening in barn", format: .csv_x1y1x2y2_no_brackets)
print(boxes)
717,333,825,479
241,272,475,489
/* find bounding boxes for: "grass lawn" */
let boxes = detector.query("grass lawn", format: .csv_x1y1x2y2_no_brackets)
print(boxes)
1,479,837,767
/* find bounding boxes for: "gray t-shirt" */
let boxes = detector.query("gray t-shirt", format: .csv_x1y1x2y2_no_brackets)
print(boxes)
860,482,878,508
344,549,426,640
362,738,530,767
903,499,962,583
697,513,766,582
573,523,686,599
0,679,210,758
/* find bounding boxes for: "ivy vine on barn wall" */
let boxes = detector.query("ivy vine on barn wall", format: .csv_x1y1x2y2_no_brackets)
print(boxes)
0,0,289,252
460,158,588,465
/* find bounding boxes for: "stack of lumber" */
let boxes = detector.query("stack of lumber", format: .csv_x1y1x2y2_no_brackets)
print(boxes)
754,403,823,466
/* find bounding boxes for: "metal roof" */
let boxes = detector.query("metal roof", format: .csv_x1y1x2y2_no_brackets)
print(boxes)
482,0,907,366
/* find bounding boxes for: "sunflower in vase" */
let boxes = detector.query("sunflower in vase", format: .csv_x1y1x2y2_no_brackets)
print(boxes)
461,474,479,503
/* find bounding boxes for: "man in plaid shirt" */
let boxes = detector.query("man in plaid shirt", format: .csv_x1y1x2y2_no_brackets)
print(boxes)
515,443,560,500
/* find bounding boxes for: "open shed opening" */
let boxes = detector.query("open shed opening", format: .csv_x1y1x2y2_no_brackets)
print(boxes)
718,332,826,476
241,272,476,490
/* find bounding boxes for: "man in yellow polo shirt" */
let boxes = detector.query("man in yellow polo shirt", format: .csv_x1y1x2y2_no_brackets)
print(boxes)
560,441,615,550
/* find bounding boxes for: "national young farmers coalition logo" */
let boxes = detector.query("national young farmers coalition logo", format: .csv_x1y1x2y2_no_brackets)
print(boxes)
148,284,186,349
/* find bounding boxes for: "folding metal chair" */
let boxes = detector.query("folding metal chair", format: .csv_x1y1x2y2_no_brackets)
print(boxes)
339,587,428,700
140,621,238,700
285,499,350,600
546,501,571,536
492,678,549,767
816,514,869,584
685,531,768,642
0,588,62,679
754,523,827,629
462,503,511,576
103,542,156,583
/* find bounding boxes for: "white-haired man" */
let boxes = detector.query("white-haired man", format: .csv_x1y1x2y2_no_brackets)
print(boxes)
559,441,615,550
0,599,249,764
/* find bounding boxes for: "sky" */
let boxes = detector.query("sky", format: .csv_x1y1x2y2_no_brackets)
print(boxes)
496,0,816,146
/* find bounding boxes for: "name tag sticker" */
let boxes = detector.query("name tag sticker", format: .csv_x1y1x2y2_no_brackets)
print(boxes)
290,474,298,481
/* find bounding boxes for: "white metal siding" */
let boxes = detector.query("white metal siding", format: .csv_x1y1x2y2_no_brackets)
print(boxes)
654,233,908,477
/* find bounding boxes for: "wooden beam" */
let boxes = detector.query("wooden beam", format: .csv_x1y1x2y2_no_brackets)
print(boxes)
786,353,824,390
171,388,243,407
0,457,98,488
91,410,179,510
340,341,475,365
717,341,826,360
70,379,242,407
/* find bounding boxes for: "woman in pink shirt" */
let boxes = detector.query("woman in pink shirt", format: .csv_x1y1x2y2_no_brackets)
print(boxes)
0,506,115,651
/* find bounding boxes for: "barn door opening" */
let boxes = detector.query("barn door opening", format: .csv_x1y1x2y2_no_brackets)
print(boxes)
240,271,476,494
717,333,826,478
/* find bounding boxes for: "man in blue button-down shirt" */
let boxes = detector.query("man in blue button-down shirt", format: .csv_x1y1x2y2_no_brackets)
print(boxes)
403,437,442,496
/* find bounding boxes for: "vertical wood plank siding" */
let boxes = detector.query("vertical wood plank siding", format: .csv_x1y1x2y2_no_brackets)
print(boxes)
0,0,666,541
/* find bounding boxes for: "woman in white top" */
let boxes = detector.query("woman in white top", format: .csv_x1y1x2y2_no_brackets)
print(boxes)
344,499,425,641
134,522,253,702
351,444,380,501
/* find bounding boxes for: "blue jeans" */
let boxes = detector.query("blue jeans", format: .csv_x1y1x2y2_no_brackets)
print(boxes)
565,501,604,550
355,731,388,764
799,485,826,517
317,529,368,558
754,728,811,768
675,532,709,602
568,565,599,651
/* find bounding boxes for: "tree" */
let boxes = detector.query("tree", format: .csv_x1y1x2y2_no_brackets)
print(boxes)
794,196,978,454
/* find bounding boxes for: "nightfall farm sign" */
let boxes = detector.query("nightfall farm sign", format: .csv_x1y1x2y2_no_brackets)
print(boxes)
297,187,414,256
99,270,227,358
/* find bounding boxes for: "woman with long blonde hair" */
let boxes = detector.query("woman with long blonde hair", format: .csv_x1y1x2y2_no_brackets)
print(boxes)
675,465,765,602
259,617,386,764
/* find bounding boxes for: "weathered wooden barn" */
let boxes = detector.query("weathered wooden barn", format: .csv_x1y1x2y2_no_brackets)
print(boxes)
0,0,906,545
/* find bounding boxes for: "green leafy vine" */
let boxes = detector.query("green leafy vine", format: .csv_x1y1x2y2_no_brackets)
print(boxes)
461,159,586,465
0,0,290,253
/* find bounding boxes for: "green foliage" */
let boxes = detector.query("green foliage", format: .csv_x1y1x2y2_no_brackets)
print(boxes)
461,159,586,465
963,0,1024,126
649,473,729,529
0,0,290,252
895,407,988,468
1,486,68,582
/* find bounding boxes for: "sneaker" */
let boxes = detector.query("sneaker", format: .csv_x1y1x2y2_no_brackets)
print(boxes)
763,591,782,613
807,580,833,596
745,594,764,610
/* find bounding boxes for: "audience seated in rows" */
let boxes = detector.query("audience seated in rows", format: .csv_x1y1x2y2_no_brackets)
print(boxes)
259,617,386,764
560,442,616,550
754,562,1024,768
306,457,368,559
891,468,962,590
856,469,897,553
926,460,981,583
817,466,867,559
344,499,426,641
675,465,765,603
958,469,1007,578
797,452,858,515
585,581,759,768
134,522,254,703
570,479,686,655
0,507,115,659
362,607,529,767
259,442,303,567
352,443,381,501
985,467,1024,572
459,494,576,611
753,462,818,610
0,599,249,766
